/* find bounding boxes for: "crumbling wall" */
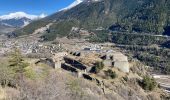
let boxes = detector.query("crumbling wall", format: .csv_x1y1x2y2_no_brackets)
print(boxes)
64,57,87,70
104,51,129,73
114,61,129,73
35,58,55,68
103,60,113,67
61,63,78,73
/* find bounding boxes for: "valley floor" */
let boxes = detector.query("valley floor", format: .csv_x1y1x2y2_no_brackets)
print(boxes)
0,35,170,99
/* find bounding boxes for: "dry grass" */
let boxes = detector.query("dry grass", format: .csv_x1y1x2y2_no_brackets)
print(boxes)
0,87,6,100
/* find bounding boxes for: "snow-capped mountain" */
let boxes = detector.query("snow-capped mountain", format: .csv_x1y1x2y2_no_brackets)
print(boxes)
60,0,84,11
0,12,46,27
60,0,100,11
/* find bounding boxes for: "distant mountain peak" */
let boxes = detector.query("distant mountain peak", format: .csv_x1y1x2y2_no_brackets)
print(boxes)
0,12,47,28
60,0,84,11
0,12,46,20
60,0,100,11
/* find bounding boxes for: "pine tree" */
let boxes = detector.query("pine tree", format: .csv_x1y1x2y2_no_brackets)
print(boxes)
9,48,28,73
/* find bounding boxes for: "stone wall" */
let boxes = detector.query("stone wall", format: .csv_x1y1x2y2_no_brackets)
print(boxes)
64,57,87,70
35,58,55,68
103,60,112,67
104,51,129,73
114,61,129,73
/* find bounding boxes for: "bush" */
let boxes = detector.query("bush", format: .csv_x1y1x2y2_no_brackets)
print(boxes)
140,75,157,91
24,67,37,80
93,62,104,73
105,69,117,79
9,48,29,73
0,62,15,87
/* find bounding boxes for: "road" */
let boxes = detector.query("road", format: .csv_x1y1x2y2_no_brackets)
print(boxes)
153,74,170,93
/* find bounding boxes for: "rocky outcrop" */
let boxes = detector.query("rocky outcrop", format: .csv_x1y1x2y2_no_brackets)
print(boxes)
32,23,53,34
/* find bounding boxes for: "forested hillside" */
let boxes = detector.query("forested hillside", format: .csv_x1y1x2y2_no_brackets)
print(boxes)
15,0,170,40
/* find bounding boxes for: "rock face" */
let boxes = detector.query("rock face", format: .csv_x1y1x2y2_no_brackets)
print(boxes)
32,23,53,34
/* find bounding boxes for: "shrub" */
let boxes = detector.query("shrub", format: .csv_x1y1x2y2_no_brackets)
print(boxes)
93,62,104,73
140,75,157,91
24,67,37,80
0,64,15,87
105,69,117,79
9,48,29,73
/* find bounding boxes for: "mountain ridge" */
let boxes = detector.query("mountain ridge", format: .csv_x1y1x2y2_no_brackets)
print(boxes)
0,12,46,28
15,0,170,39
0,12,47,34
0,12,46,20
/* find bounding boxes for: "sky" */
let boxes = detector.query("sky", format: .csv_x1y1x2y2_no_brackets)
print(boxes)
0,0,74,15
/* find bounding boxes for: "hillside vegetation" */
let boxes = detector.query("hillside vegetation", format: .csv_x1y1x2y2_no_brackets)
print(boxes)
15,0,170,40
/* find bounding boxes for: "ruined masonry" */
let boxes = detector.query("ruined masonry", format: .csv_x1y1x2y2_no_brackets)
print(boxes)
103,52,129,73
51,50,129,73
52,52,68,69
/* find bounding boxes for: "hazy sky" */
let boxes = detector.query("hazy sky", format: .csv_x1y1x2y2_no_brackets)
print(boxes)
0,0,74,15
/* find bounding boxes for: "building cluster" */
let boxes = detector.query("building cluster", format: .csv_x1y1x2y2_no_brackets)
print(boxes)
0,39,61,56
